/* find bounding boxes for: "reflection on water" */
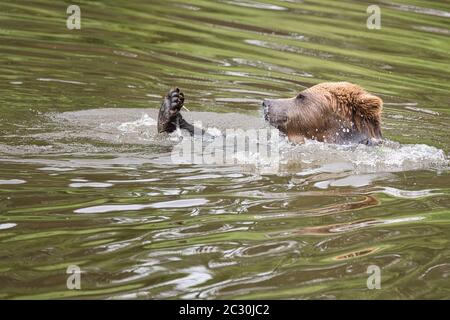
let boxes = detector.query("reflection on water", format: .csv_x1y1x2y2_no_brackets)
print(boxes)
0,0,449,299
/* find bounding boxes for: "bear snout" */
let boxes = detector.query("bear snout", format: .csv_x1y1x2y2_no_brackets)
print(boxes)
262,99,289,133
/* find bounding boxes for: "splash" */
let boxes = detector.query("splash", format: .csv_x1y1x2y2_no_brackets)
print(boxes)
117,113,157,132
171,128,448,175
283,139,448,174
2,108,446,176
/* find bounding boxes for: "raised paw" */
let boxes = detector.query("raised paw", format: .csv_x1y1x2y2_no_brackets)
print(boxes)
168,88,185,113
157,88,185,133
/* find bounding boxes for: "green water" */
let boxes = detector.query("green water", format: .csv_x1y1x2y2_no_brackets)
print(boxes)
0,0,449,299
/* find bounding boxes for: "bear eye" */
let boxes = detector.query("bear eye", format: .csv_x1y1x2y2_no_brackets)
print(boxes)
296,93,306,100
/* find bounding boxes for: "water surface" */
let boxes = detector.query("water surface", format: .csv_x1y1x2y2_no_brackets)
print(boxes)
0,0,449,299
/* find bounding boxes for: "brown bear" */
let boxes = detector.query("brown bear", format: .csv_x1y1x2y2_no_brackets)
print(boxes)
157,82,383,145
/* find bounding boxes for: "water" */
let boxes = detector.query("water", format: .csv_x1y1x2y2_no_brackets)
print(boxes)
0,0,449,299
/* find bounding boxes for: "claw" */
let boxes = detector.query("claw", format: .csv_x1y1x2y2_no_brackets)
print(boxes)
158,87,186,133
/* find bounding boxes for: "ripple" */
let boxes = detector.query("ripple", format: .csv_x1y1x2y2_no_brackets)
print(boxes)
329,216,424,233
0,179,26,185
38,167,76,172
230,58,311,77
296,162,354,176
334,247,379,260
223,0,287,11
413,26,450,35
149,245,220,257
314,173,393,189
270,215,425,237
37,78,86,85
74,198,209,214
151,199,209,209
112,50,138,58
178,173,242,180
244,39,300,53
419,263,450,280
215,98,260,103
0,223,17,230
387,2,450,18
69,182,114,188
165,266,213,291
106,178,159,183
404,106,439,116
379,187,441,199
224,241,298,258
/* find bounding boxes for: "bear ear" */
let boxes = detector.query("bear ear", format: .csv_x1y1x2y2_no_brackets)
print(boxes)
356,93,383,118
352,92,383,140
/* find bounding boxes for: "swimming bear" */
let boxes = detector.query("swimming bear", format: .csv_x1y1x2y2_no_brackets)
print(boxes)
157,82,383,145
